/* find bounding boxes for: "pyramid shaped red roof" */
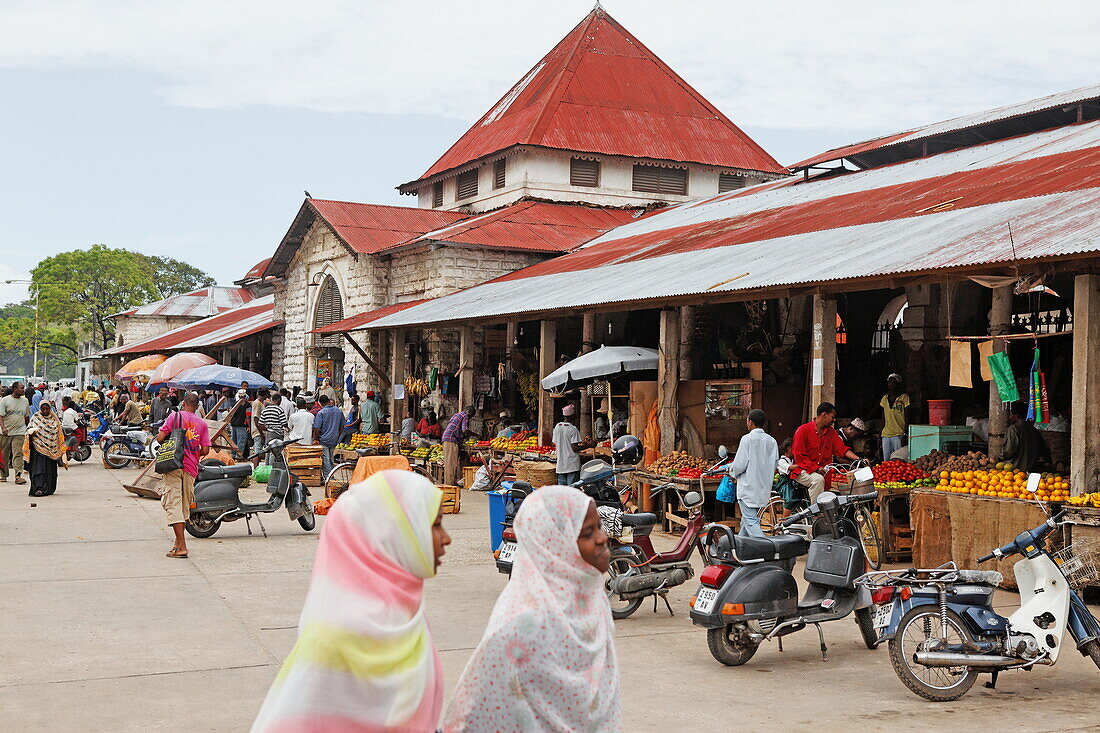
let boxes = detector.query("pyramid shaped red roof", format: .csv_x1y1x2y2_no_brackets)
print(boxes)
403,8,784,189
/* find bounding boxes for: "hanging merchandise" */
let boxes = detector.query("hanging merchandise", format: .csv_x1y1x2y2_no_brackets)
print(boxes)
977,340,994,381
1027,347,1048,424
949,341,972,388
428,366,438,391
986,349,1019,403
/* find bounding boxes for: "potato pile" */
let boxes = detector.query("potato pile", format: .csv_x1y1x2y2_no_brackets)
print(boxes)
649,451,709,475
914,449,991,475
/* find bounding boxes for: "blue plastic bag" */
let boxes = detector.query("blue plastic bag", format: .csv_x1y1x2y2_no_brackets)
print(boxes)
716,475,737,503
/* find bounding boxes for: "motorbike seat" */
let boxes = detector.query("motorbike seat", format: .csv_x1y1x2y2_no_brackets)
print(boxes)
197,463,253,482
955,570,1004,586
621,512,657,528
734,534,810,562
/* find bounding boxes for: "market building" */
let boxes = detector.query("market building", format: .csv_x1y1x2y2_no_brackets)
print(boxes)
260,7,786,396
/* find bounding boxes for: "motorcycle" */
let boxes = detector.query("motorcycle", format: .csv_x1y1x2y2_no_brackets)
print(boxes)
690,489,881,666
101,420,161,469
64,410,94,463
87,409,112,444
858,509,1100,701
185,437,315,539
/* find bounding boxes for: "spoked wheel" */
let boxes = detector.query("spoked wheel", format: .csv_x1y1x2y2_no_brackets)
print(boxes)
888,606,978,701
759,497,785,535
103,443,133,469
854,607,880,649
298,506,317,531
707,622,760,666
73,444,92,463
323,462,356,499
605,554,644,619
186,513,222,538
854,505,883,570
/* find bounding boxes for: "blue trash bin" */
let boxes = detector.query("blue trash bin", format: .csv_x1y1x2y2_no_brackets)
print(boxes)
488,489,506,551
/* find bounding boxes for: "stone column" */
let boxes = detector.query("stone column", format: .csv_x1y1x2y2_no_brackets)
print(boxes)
987,285,1013,460
580,313,596,438
658,308,680,455
458,325,475,410
538,320,556,445
390,329,406,454
809,294,837,417
1070,274,1100,495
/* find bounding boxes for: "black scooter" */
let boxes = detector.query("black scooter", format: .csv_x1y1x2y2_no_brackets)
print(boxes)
689,490,881,666
185,437,315,539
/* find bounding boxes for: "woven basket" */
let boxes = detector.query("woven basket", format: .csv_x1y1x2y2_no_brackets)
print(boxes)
514,460,558,488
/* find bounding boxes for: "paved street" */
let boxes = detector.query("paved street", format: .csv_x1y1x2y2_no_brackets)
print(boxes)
2,459,1099,732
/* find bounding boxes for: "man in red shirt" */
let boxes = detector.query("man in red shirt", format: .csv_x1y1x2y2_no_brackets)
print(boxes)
791,402,860,502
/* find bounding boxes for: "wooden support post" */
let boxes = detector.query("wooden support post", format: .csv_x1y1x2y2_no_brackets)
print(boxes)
538,319,556,445
340,332,391,388
458,325,475,411
504,322,518,412
580,312,596,438
679,305,694,381
809,294,837,417
390,329,406,454
987,285,1013,460
658,308,680,456
1071,274,1100,495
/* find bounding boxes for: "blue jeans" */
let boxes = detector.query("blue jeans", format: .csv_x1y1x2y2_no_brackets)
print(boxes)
557,471,580,486
738,501,765,537
882,435,903,460
231,427,249,458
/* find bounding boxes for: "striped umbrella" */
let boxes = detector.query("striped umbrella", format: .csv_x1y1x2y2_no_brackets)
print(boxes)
114,354,168,380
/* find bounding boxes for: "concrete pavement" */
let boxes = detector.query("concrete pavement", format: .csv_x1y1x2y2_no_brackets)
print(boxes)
2,458,1099,732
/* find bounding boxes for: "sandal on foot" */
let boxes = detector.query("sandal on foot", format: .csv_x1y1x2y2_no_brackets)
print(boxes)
14,476,26,485
166,549,189,558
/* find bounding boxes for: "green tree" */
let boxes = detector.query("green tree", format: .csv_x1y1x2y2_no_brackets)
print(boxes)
0,304,78,378
140,254,216,298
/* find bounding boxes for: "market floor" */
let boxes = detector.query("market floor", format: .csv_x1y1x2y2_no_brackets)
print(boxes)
2,459,1099,732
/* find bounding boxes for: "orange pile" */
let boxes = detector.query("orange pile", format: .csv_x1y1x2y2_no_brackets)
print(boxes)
937,468,1070,501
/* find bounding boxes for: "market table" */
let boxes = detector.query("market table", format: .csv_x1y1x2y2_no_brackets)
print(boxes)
631,469,726,530
911,489,1052,590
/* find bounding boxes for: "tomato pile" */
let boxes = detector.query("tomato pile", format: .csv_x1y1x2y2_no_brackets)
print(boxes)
872,460,928,483
675,468,704,479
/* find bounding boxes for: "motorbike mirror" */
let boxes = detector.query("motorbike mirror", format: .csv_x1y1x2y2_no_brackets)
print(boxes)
682,491,704,509
717,445,728,459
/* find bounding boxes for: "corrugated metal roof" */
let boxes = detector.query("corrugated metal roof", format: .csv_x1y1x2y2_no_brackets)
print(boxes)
308,199,467,254
402,8,784,190
313,299,430,334
102,296,279,355
793,83,1100,169
361,118,1100,330
113,286,254,319
388,201,640,254
245,258,271,279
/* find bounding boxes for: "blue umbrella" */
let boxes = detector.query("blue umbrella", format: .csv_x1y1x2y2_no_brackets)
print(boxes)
167,364,276,390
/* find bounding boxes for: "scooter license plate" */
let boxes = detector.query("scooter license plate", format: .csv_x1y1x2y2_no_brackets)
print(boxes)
695,587,719,614
498,541,517,563
873,601,894,629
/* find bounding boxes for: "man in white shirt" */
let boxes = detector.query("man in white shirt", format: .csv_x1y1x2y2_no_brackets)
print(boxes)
279,388,295,418
552,404,590,485
288,398,315,445
60,399,82,432
727,409,779,538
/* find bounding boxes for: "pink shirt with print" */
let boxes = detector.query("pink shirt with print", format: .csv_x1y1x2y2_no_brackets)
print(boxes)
161,411,212,477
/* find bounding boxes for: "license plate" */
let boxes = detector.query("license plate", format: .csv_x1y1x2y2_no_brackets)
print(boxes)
498,541,517,563
695,587,719,614
873,601,895,629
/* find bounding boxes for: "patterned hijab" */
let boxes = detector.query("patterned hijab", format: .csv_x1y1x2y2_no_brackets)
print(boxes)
252,470,444,733
28,409,64,460
444,485,620,732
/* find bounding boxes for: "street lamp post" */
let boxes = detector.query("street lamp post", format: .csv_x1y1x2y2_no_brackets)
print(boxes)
4,279,47,379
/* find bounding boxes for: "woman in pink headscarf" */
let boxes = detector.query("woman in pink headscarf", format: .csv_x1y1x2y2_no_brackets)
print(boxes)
252,470,451,733
444,485,619,732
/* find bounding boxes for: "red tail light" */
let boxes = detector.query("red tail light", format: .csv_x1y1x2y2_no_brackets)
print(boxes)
700,564,733,588
502,527,516,542
871,586,896,605
898,586,913,601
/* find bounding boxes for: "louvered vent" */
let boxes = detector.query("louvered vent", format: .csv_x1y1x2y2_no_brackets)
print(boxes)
312,276,344,347
718,173,746,193
570,157,600,187
493,159,506,189
632,164,687,195
432,182,443,207
456,169,479,200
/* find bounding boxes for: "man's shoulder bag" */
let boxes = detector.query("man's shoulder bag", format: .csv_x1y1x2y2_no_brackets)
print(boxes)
154,412,187,474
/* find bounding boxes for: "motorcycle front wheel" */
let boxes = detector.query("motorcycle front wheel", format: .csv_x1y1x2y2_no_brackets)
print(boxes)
854,607,880,649
74,444,92,463
605,555,644,619
102,443,132,469
298,508,317,531
888,606,978,701
186,513,222,538
707,622,760,666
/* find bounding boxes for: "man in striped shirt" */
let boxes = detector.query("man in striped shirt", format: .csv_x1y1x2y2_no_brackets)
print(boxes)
259,395,288,463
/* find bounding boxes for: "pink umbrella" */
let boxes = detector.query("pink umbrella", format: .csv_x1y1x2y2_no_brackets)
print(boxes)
147,353,217,388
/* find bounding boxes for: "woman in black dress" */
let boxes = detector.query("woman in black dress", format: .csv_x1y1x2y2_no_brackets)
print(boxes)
27,401,65,497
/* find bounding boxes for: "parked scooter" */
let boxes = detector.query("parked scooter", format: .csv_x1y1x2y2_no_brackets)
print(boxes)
185,437,315,539
858,509,1100,701
101,420,161,469
64,409,94,463
690,490,881,666
88,409,112,444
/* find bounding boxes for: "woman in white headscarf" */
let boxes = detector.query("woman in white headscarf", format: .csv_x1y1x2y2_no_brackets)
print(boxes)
252,470,451,733
444,485,619,732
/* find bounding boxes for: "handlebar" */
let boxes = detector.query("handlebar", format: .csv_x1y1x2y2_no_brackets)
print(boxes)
978,509,1069,563
247,437,302,460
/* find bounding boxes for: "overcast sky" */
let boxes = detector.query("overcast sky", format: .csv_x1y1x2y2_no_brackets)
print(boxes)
1,0,1096,304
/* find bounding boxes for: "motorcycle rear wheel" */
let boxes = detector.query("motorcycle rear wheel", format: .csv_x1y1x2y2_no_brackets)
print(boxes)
298,508,317,531
1082,639,1100,671
707,622,760,666
102,443,132,469
854,607,880,649
888,606,978,701
605,555,644,619
74,445,92,463
186,513,222,538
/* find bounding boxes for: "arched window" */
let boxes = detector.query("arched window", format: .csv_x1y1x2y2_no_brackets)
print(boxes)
312,275,344,347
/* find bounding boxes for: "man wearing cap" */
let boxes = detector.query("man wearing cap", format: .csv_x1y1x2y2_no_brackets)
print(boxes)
360,390,381,436
840,417,868,452
442,405,473,486
229,389,251,459
553,403,592,486
874,374,913,461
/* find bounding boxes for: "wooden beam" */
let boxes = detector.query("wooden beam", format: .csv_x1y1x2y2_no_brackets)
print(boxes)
580,313,596,438
809,294,837,417
658,308,680,455
504,322,518,412
987,285,1013,460
340,332,391,388
678,305,694,381
390,329,406,453
538,319,556,445
1071,274,1100,495
458,325,475,410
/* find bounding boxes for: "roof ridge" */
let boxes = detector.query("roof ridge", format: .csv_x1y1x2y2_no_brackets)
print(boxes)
527,8,602,144
308,198,466,216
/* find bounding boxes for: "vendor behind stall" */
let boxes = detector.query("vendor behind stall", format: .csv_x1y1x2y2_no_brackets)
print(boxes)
791,402,860,502
873,373,914,460
553,403,593,486
1004,403,1048,474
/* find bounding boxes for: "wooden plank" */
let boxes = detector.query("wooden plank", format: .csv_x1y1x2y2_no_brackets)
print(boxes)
987,284,1013,460
390,329,406,455
1071,274,1100,494
657,308,679,455
809,294,836,417
341,331,391,388
459,325,474,410
538,319,556,445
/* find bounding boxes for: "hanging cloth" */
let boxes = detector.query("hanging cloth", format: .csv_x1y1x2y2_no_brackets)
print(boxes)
986,349,1019,403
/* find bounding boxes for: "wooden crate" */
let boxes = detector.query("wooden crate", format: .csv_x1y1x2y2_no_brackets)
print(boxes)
462,465,479,489
438,484,461,514
294,468,323,487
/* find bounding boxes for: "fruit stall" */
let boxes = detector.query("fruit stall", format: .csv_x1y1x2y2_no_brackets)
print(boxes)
632,451,725,531
869,460,938,563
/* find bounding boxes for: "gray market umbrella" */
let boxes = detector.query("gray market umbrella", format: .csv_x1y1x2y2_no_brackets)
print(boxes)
540,346,659,390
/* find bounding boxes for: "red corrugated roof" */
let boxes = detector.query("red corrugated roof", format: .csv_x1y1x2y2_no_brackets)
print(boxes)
388,201,640,254
245,258,272,279
403,8,784,189
308,199,467,254
114,286,254,318
103,297,280,356
313,299,430,334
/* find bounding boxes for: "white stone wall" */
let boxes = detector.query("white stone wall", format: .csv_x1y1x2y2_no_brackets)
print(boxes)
114,314,203,348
